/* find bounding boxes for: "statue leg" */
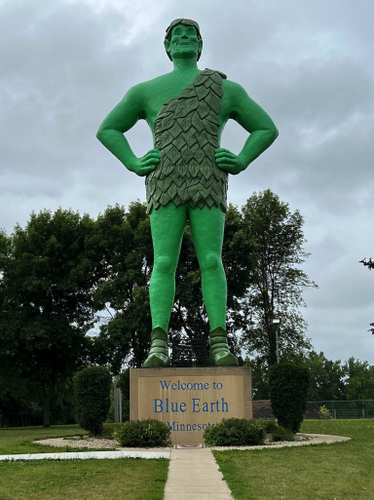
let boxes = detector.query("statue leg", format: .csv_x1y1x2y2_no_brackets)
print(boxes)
189,206,238,366
144,203,187,367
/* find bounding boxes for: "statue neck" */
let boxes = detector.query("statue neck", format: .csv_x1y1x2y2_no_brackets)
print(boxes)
172,57,200,73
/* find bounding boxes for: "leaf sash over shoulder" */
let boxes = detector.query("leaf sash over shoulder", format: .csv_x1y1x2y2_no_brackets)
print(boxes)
146,69,228,213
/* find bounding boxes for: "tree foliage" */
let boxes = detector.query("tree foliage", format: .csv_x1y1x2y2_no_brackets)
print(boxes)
360,258,374,270
0,209,99,426
91,203,153,371
250,350,374,402
240,189,317,365
306,351,346,400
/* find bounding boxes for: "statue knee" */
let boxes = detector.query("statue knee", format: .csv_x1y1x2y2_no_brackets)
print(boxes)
154,255,175,275
200,252,221,273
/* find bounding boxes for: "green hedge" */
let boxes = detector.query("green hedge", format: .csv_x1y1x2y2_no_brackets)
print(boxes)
269,362,310,433
73,366,112,436
114,419,172,448
203,418,266,447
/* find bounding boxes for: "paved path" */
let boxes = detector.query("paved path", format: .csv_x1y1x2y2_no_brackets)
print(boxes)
164,448,233,500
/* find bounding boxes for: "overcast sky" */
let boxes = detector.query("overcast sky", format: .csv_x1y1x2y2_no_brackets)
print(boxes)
1,0,373,365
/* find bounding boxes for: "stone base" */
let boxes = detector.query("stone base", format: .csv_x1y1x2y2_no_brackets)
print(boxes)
130,366,252,445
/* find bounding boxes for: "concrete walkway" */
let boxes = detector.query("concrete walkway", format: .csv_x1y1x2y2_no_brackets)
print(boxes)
164,448,233,500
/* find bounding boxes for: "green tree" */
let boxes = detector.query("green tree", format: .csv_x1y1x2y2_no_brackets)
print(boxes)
92,203,153,371
245,357,271,400
241,190,317,365
305,351,346,401
344,357,374,400
0,209,100,426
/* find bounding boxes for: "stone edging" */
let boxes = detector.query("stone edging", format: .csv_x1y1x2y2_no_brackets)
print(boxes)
209,433,350,451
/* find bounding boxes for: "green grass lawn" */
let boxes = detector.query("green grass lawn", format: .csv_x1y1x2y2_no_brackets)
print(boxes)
1,420,373,500
0,425,169,499
214,419,374,500
0,425,90,455
0,458,169,500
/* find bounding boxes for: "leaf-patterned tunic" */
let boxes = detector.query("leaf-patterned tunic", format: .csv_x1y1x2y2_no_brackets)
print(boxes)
145,69,228,213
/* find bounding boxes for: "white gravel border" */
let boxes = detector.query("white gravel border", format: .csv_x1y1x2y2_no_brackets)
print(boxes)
0,433,349,461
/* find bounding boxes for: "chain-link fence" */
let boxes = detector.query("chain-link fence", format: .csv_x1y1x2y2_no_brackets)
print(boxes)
308,400,374,419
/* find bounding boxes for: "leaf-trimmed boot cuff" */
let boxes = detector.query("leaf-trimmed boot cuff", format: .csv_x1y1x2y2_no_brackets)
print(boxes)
143,327,170,367
209,326,238,366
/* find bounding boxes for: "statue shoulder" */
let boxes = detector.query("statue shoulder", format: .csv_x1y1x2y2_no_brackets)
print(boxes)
123,73,164,95
134,72,172,91
222,78,248,97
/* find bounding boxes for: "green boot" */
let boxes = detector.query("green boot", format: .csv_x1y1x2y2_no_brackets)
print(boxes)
143,327,170,367
209,327,239,366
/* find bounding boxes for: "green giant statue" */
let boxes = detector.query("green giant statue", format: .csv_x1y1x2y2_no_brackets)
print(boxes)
97,18,278,368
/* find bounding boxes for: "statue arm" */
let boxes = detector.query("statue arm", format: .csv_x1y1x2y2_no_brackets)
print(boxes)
215,82,279,175
96,85,160,176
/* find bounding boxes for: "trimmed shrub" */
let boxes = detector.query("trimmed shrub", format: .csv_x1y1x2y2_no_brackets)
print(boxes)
203,418,266,447
269,362,310,433
73,366,112,436
114,419,172,448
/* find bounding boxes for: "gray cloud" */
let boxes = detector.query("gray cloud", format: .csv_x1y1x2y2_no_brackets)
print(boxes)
1,0,373,364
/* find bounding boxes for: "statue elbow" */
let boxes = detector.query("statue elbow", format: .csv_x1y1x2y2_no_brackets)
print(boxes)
96,127,104,143
270,124,279,142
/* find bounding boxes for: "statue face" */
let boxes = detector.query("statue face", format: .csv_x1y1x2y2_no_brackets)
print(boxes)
164,24,202,61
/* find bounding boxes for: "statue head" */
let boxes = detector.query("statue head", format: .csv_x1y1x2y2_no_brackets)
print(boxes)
164,18,203,61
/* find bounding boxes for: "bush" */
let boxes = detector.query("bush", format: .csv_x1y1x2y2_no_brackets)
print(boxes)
203,418,266,447
114,419,172,448
319,405,332,419
73,366,112,436
257,419,278,434
270,425,295,442
269,363,310,434
102,422,122,439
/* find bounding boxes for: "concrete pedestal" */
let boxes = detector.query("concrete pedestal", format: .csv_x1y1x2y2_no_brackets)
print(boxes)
130,366,252,445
